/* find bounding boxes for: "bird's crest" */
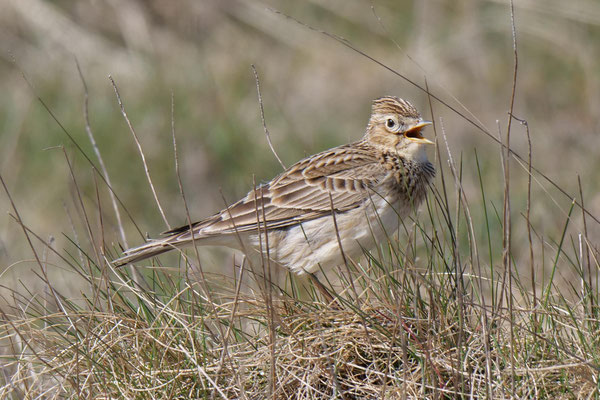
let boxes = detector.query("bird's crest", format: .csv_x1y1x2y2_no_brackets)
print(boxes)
372,96,420,118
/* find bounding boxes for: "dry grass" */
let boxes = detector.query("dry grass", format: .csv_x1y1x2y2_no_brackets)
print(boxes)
2,266,599,398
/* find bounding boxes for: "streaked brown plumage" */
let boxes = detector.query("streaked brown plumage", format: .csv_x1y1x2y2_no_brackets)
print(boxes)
113,96,435,275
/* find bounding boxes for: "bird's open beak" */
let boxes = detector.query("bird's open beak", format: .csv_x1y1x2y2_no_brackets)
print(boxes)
404,121,434,145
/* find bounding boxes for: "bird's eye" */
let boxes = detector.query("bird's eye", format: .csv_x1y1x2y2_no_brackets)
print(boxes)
386,119,396,129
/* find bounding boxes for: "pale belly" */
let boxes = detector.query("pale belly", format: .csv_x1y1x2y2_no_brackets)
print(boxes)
244,160,433,275
249,193,413,275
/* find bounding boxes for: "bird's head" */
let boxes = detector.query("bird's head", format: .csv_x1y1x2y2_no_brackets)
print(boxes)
365,96,433,160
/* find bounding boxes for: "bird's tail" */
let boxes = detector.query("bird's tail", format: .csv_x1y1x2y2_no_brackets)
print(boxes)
112,237,188,267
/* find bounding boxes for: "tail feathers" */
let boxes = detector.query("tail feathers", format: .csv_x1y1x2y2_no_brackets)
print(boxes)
113,238,188,267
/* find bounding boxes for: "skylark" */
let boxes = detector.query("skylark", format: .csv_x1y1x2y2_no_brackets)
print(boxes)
114,96,435,278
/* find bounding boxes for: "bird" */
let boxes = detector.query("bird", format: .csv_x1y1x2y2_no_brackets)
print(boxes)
113,96,435,295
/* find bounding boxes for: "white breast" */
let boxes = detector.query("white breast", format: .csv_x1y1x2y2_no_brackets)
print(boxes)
251,176,413,275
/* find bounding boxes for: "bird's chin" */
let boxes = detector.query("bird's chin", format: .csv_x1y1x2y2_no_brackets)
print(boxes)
398,141,430,163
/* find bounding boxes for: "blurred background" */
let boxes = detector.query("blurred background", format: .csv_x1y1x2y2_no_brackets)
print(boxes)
1,0,599,296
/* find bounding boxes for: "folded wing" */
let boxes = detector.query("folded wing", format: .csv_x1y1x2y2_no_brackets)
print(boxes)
167,143,383,240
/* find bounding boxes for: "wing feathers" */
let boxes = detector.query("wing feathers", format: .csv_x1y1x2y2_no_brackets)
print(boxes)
164,142,383,240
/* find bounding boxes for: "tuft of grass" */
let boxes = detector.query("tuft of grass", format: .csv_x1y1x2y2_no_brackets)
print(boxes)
1,233,599,398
